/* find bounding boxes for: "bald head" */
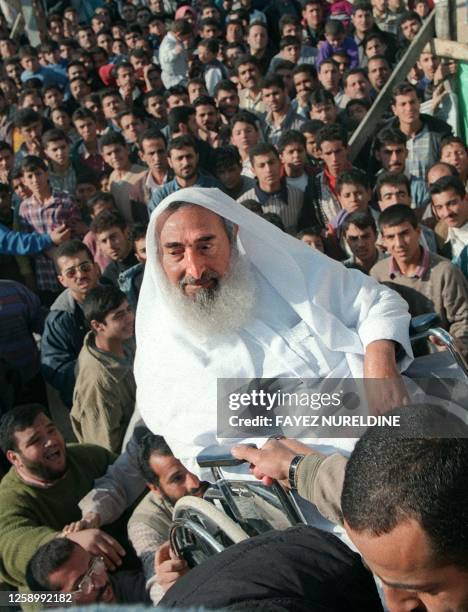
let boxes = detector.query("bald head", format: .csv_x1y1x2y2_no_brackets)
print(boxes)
427,162,458,187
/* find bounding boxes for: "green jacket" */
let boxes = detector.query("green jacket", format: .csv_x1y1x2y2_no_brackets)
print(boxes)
0,444,115,588
71,332,136,453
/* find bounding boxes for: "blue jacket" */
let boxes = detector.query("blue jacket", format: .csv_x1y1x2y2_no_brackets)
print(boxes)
0,223,53,255
148,174,223,213
41,289,88,408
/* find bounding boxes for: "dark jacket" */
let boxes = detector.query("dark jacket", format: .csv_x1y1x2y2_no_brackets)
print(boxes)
161,525,383,611
40,289,88,408
385,112,453,138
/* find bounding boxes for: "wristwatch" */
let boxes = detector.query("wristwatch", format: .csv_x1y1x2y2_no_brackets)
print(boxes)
288,454,305,490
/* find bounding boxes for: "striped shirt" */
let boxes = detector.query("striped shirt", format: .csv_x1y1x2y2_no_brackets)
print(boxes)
264,106,306,146
19,190,82,291
238,182,304,234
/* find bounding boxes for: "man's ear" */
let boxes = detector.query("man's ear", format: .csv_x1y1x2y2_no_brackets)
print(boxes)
57,274,66,288
6,449,20,467
90,318,104,334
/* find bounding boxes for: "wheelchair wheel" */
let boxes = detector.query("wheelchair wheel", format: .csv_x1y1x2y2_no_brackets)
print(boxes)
170,495,249,568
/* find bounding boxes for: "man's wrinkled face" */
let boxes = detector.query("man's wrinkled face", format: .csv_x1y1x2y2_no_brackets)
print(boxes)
431,189,468,228
344,73,371,100
376,143,407,173
379,183,411,209
158,205,232,297
149,453,205,504
140,137,167,173
346,519,468,612
237,62,260,90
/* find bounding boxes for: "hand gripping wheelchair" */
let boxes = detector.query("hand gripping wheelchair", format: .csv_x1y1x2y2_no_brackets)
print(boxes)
170,313,468,567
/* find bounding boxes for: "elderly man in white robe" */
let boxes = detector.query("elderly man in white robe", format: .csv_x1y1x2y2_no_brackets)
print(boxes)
135,187,413,475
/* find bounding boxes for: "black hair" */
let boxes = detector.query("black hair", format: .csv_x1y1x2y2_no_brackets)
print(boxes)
249,142,279,165
292,63,317,79
277,130,306,153
324,19,344,35
300,119,325,135
262,212,285,231
316,124,348,149
234,54,259,75
167,135,197,155
230,110,259,130
137,433,173,485
341,403,468,569
100,130,127,149
310,89,335,107
375,172,410,200
352,1,373,14
42,128,69,148
168,106,195,133
391,82,418,105
374,126,407,151
342,211,377,235
20,156,48,175
378,203,418,230
138,128,167,149
15,109,42,129
55,239,94,272
87,191,116,214
72,107,96,123
337,169,371,192
429,176,466,198
198,38,219,55
279,35,301,50
91,210,127,236
26,538,78,592
214,145,242,172
440,136,467,153
131,223,148,243
241,199,263,214
83,285,127,324
0,404,45,453
193,95,217,110
343,68,369,89
297,225,324,239
260,74,285,91
214,79,238,97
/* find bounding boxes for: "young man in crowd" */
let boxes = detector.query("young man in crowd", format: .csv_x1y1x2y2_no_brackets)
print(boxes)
101,131,145,223
439,136,468,187
430,176,468,261
91,210,138,287
18,156,85,306
148,136,221,212
229,111,261,179
342,211,384,273
236,55,266,115
373,126,430,209
41,240,100,408
213,146,255,200
278,131,311,193
42,129,77,194
130,129,170,221
261,75,305,146
371,205,468,360
291,64,318,119
82,192,116,272
71,286,136,453
238,143,305,234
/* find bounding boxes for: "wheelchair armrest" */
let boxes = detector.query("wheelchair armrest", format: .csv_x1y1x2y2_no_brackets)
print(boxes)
197,444,256,468
409,313,441,336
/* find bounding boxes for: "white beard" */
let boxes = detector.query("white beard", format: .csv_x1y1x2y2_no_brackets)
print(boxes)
154,247,257,337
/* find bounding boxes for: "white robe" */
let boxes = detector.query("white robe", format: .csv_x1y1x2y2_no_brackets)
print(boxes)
135,188,413,476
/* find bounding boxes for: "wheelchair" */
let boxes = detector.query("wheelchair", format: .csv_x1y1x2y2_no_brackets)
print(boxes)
170,313,468,567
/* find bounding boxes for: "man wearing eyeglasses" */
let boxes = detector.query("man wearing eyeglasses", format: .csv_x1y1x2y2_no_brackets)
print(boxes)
27,539,150,605
41,239,100,408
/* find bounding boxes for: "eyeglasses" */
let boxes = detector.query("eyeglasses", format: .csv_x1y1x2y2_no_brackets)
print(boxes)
62,261,93,279
70,556,106,597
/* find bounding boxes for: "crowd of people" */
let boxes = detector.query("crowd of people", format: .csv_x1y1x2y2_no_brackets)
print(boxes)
0,0,468,608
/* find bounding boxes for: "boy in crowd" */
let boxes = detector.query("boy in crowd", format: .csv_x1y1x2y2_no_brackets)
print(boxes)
297,226,326,252
300,120,324,169
18,156,85,305
317,19,359,69
14,109,44,163
119,223,147,309
101,131,145,223
430,176,468,261
71,285,136,453
82,192,116,272
238,143,305,234
71,108,109,176
229,111,261,179
91,210,138,287
342,212,384,273
439,136,468,186
197,39,227,96
214,146,255,200
278,131,311,193
42,129,77,194
371,205,468,361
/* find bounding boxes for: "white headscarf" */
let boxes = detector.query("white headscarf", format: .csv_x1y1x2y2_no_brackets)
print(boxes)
135,188,413,473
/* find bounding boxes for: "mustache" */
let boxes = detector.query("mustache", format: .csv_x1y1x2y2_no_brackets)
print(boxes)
179,271,220,289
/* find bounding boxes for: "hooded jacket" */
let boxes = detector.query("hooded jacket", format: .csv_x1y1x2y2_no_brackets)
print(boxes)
71,331,136,453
